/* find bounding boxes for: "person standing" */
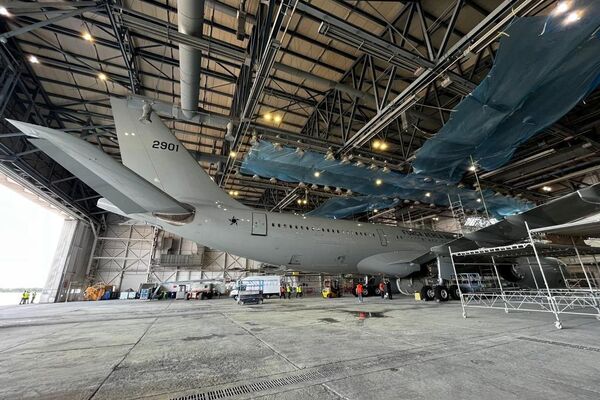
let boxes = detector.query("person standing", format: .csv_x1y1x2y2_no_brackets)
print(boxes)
296,284,302,298
286,284,292,299
31,291,37,304
356,283,364,303
386,280,393,300
23,290,30,304
279,285,286,299
19,291,27,305
379,281,385,299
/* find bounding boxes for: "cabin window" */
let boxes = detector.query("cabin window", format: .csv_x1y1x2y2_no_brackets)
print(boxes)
278,223,281,228
295,225,298,229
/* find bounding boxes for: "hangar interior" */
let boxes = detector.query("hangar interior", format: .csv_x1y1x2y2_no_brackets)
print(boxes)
1,0,600,298
1,0,600,399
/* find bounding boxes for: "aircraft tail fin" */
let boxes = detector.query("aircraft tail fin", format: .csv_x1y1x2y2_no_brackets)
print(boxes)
7,119,194,222
110,97,244,208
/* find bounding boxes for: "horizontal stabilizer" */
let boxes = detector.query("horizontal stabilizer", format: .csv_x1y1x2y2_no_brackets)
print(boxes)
7,120,192,217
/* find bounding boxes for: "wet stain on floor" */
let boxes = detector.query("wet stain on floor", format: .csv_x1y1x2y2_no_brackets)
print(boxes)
341,311,386,319
319,318,340,323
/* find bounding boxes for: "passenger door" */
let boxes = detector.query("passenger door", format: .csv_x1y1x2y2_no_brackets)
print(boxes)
376,229,388,246
251,212,268,236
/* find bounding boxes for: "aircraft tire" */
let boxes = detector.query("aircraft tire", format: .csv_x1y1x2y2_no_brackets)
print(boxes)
435,286,450,302
420,285,435,301
449,285,460,300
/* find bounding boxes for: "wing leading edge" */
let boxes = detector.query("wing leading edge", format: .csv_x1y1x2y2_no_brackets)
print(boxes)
433,183,600,255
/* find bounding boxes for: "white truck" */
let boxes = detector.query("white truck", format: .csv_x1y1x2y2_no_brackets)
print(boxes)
229,275,281,299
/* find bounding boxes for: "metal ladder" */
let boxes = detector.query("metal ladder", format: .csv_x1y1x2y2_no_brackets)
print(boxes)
448,194,467,235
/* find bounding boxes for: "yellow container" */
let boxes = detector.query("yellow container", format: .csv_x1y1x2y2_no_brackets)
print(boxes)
414,292,422,301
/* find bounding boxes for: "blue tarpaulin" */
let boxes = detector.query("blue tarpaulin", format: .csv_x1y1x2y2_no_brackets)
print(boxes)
240,1,599,219
241,141,530,219
412,0,600,182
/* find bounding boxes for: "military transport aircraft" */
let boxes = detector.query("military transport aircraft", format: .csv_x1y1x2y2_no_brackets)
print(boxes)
8,97,600,299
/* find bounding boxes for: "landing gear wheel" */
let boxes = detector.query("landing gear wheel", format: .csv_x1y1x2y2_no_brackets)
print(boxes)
420,285,435,301
555,321,563,330
448,285,460,300
435,286,450,302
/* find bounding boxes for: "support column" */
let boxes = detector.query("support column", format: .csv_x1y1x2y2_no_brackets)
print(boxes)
449,247,467,318
491,256,508,313
525,222,561,329
571,237,599,314
525,257,540,290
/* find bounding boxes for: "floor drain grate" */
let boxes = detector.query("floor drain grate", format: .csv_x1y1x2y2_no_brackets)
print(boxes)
170,369,333,400
517,336,600,353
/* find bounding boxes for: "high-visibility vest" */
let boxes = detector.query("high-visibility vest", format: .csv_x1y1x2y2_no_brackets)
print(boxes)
356,284,363,294
286,286,291,292
297,286,302,293
23,292,29,299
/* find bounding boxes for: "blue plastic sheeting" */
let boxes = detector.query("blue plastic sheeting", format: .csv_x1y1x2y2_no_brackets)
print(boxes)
412,0,600,182
241,141,531,219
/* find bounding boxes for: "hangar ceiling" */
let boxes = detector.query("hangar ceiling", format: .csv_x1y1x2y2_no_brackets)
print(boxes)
0,0,599,226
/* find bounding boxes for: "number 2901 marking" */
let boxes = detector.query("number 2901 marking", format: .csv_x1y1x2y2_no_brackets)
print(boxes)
152,140,179,152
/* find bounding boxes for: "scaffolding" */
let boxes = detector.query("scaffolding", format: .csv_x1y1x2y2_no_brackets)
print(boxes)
449,221,600,329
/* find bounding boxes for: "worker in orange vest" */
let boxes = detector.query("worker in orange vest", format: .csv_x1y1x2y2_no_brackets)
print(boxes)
356,283,364,303
379,281,385,299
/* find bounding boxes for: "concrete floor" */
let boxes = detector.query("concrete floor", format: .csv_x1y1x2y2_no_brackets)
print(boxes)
1,296,599,400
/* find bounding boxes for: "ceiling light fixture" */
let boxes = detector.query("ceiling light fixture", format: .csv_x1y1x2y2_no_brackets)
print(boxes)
0,6,10,16
542,186,552,192
564,10,582,24
98,72,107,81
263,113,272,121
82,32,94,42
313,171,320,178
554,1,571,15
375,178,383,186
273,115,282,123
229,151,237,158
28,55,39,64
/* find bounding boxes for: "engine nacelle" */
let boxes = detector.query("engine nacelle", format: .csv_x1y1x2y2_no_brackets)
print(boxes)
499,257,566,288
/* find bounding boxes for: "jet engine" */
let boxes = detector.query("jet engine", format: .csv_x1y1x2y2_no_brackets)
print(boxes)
498,257,566,288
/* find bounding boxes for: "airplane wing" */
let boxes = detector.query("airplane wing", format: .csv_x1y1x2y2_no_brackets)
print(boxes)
7,120,193,216
433,183,600,255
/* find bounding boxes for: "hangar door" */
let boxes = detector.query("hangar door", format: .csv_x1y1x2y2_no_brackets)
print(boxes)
252,212,267,236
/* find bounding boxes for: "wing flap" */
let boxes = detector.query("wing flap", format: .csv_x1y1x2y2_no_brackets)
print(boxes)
8,120,192,216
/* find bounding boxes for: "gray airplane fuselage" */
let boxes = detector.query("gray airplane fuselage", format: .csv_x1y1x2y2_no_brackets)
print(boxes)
121,201,454,278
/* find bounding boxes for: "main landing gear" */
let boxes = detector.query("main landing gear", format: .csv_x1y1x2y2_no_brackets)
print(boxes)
420,285,452,302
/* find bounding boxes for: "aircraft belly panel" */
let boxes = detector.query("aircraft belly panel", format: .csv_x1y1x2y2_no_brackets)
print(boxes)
357,251,423,277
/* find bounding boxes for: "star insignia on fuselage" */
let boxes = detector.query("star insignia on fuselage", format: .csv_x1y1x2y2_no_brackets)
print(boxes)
229,216,239,226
